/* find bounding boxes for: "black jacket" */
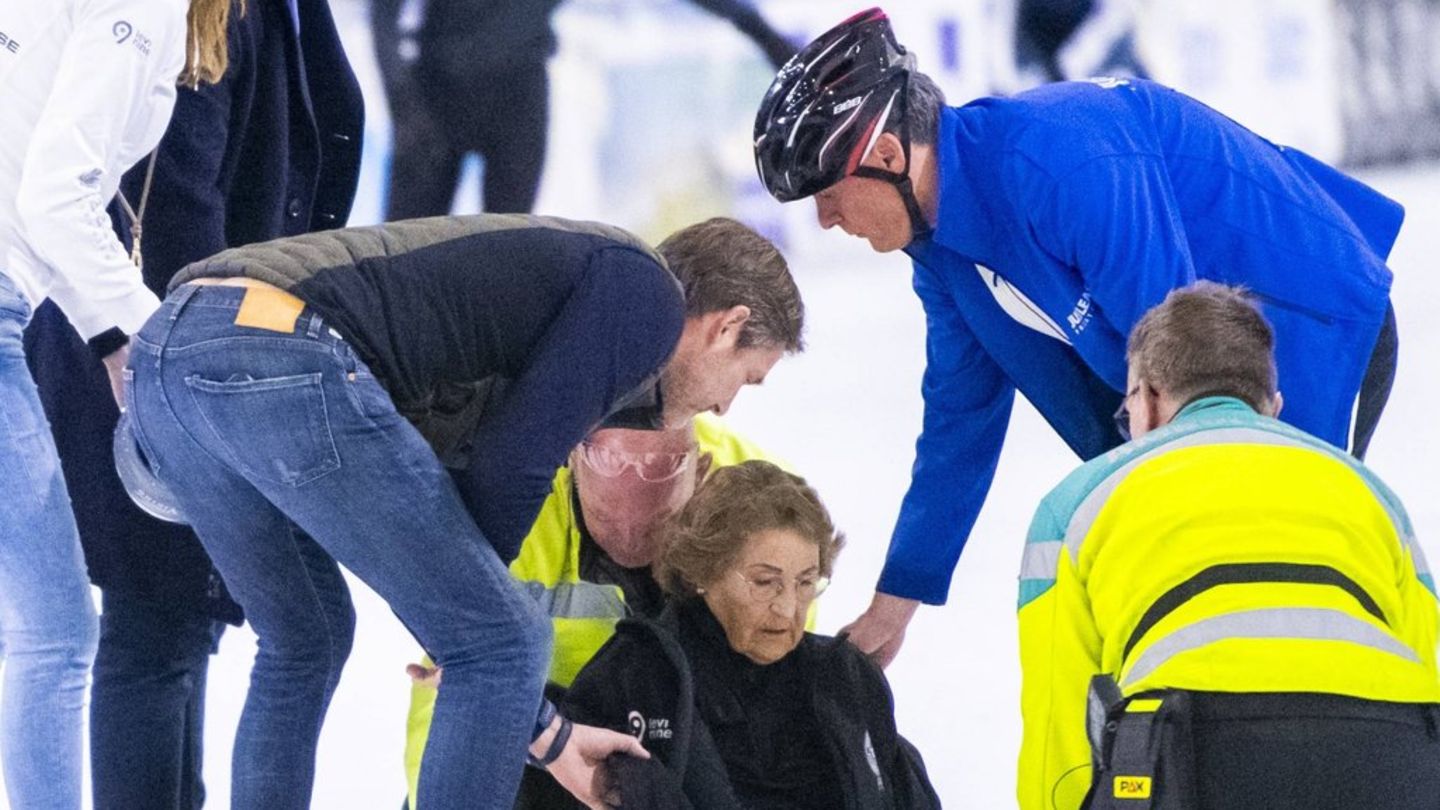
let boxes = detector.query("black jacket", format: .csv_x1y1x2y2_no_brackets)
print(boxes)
22,0,362,619
561,601,942,810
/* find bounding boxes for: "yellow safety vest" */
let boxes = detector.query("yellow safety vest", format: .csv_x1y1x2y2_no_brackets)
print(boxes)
1017,398,1440,809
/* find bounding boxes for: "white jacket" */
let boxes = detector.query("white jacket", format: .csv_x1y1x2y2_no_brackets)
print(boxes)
0,0,187,340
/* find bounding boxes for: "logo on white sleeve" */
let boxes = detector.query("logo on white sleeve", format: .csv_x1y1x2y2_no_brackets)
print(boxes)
113,20,151,55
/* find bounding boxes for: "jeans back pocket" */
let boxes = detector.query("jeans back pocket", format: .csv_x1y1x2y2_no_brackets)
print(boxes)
184,372,341,486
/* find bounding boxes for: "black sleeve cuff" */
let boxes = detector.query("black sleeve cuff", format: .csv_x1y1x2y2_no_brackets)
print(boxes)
88,327,129,361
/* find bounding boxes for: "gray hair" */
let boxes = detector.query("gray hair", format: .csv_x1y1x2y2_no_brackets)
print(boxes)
904,71,946,146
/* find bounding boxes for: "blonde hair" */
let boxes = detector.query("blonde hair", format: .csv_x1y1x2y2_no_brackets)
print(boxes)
181,0,244,87
655,461,845,597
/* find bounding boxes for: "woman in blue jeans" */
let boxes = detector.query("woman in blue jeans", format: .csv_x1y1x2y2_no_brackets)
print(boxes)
21,0,363,805
0,0,232,806
125,215,800,808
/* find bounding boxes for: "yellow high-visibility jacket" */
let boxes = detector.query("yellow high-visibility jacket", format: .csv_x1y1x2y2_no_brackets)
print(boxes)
404,414,773,807
1018,397,1440,810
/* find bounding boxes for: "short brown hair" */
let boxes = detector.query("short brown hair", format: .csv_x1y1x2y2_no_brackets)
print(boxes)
655,461,843,597
657,218,804,352
1127,282,1277,411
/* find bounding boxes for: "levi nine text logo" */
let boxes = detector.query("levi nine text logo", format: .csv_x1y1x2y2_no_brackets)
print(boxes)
113,20,151,55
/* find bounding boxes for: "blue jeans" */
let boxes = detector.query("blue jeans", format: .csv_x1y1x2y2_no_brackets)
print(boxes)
91,590,224,810
127,284,551,809
0,271,98,810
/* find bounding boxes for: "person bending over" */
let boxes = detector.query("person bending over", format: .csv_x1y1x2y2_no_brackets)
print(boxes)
123,214,803,809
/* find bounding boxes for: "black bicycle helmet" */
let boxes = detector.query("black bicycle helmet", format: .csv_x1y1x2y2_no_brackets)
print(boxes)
753,8,930,238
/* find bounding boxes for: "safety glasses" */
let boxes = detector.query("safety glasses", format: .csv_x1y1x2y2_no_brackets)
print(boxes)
1113,384,1141,442
576,441,693,483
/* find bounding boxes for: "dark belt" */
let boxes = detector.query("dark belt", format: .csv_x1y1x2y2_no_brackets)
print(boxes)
1186,690,1440,731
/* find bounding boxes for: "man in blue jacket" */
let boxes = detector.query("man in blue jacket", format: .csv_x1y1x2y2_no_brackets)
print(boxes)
753,8,1402,667
23,0,363,806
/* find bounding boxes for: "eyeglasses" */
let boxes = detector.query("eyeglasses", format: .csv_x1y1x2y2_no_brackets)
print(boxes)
732,570,830,604
1113,385,1141,442
576,441,693,482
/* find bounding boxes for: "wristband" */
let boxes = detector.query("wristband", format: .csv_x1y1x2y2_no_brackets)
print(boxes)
88,327,128,362
531,699,557,743
527,716,573,769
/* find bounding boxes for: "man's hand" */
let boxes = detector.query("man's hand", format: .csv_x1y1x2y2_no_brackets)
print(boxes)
537,717,649,810
102,342,131,410
840,592,920,670
405,663,442,688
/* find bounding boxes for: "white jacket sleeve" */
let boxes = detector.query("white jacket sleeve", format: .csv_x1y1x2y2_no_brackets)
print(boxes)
14,0,185,340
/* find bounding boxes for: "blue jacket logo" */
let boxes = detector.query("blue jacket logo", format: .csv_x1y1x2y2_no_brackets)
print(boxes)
1067,293,1094,334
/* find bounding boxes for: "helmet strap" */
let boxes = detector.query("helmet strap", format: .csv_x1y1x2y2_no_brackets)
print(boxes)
850,76,933,243
852,165,933,242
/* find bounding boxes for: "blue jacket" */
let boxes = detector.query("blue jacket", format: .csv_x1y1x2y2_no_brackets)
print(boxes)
882,78,1402,604
23,0,363,619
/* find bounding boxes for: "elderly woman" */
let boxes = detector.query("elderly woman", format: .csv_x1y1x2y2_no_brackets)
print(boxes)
562,460,940,809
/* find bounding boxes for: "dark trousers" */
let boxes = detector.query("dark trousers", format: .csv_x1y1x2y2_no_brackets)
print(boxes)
1351,301,1397,460
385,62,549,219
90,591,224,810
1189,692,1440,809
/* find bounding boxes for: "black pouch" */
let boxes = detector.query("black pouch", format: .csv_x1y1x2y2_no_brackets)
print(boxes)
1082,676,1199,809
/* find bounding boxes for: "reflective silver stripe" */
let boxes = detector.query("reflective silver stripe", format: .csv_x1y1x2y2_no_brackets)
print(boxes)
519,580,627,621
1064,426,1414,564
1121,607,1420,688
1020,541,1065,581
1410,540,1432,580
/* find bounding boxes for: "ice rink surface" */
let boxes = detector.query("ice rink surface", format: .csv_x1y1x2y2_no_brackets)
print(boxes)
5,2,1439,807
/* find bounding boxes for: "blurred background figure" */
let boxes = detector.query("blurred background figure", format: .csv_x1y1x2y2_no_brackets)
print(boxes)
21,0,362,806
370,0,796,219
1012,0,1147,87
